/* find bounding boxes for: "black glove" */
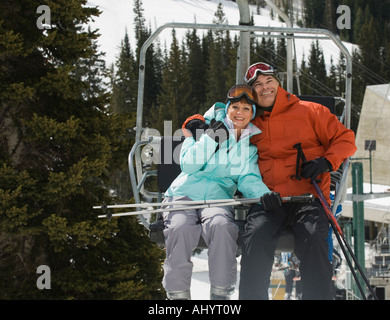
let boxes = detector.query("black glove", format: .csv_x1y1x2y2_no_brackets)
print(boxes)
205,118,230,144
185,119,209,140
301,157,332,180
260,192,282,211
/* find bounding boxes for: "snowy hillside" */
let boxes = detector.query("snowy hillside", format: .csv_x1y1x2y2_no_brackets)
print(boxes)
86,0,354,69
86,0,282,65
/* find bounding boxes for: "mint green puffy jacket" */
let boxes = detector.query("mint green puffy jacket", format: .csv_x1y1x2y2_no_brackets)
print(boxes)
164,103,270,201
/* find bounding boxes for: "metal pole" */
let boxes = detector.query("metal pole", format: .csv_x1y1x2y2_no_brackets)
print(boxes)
344,223,353,299
236,0,251,84
369,150,373,193
352,162,366,299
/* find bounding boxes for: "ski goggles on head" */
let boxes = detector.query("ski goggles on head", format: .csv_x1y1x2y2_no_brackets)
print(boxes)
226,84,257,119
227,84,258,104
244,62,277,85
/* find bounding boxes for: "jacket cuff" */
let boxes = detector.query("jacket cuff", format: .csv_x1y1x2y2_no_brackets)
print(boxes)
323,157,333,172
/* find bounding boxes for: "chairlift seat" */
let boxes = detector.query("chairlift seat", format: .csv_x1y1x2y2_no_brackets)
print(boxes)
151,136,295,252
149,96,343,253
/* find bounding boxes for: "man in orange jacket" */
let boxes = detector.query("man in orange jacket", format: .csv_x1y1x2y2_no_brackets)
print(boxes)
238,62,357,300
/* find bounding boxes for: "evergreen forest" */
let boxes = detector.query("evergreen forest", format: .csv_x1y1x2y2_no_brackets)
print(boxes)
0,0,389,299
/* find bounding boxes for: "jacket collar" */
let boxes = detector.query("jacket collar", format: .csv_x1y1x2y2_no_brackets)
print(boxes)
270,87,299,116
224,115,262,141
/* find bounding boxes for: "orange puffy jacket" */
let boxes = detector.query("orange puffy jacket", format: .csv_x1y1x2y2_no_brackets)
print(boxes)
250,87,357,204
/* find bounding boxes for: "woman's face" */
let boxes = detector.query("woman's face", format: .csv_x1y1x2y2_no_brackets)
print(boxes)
227,100,253,131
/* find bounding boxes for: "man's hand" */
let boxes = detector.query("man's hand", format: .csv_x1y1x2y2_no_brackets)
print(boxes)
260,192,282,211
301,157,332,180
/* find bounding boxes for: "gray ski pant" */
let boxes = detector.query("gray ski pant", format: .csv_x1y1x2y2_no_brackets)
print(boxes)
162,196,239,292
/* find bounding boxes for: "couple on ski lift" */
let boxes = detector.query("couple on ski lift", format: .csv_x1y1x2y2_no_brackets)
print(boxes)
161,62,357,300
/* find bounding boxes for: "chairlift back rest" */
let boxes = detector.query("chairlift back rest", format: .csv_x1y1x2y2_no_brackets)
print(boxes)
297,96,345,190
297,95,336,115
157,136,185,193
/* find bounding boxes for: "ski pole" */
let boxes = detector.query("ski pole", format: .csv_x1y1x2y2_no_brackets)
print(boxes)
293,143,377,300
98,200,240,219
312,180,378,300
94,194,315,210
97,194,315,219
93,198,240,210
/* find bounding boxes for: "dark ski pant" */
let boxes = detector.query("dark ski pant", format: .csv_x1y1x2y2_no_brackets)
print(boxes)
285,269,302,296
239,200,333,300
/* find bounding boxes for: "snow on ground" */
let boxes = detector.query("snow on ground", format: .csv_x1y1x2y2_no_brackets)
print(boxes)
347,183,390,208
343,183,390,224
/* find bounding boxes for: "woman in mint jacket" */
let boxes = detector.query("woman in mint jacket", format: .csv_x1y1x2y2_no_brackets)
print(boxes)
162,85,278,300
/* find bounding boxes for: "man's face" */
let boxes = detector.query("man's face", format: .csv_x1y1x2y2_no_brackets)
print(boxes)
251,74,279,108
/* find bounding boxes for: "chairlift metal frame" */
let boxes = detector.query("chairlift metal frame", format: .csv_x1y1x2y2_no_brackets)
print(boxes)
130,21,352,231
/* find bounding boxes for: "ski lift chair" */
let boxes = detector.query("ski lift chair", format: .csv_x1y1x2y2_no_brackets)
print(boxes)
121,16,354,257
131,95,348,254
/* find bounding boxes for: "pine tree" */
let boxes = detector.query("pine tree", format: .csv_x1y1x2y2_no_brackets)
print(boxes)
299,53,310,95
265,36,276,65
133,0,161,128
185,29,207,113
255,34,276,66
327,57,338,94
157,30,194,133
252,36,265,63
108,31,139,201
111,31,138,114
206,37,226,108
358,16,382,78
351,49,365,133
306,40,328,95
222,31,238,88
303,0,325,28
276,35,287,72
336,52,346,95
212,2,228,42
204,3,238,107
352,7,364,44
0,0,164,299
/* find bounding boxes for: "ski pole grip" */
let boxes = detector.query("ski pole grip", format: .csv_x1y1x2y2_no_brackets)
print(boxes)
282,194,315,203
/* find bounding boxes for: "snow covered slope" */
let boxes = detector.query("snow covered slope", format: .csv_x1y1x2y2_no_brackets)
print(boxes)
86,0,353,69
